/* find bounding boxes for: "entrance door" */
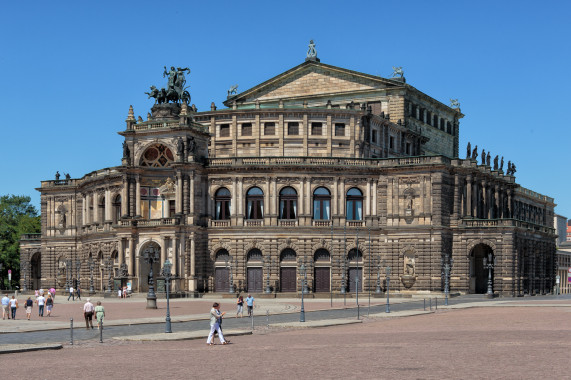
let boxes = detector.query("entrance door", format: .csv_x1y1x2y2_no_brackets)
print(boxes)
347,267,362,292
314,267,330,292
31,252,41,290
470,244,493,294
247,267,263,293
280,267,296,292
215,268,229,292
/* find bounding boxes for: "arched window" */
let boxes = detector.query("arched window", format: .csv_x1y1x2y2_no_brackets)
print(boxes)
247,248,263,262
313,187,331,220
348,248,363,262
314,248,330,262
215,188,231,220
246,187,264,220
139,144,175,167
215,249,230,263
279,187,297,219
280,248,297,262
112,195,121,223
346,188,363,220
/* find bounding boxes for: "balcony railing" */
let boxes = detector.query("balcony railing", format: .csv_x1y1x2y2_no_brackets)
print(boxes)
211,220,230,227
279,219,298,227
461,218,555,234
346,220,364,227
245,219,263,227
313,220,331,227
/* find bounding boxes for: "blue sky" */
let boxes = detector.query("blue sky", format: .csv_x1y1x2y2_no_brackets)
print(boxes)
1,1,570,219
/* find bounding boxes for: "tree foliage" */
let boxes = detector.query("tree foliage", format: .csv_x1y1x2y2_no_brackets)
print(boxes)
0,195,41,287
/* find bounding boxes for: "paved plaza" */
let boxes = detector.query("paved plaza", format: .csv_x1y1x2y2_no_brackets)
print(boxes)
1,294,570,379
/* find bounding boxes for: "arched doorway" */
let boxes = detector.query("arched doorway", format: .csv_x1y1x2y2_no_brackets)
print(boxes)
30,252,41,290
214,249,230,292
246,249,263,292
314,249,330,293
469,244,494,294
280,248,297,292
139,242,161,293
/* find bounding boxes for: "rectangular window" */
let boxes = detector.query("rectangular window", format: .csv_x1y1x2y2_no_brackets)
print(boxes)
372,130,377,144
335,123,345,136
440,119,445,130
447,122,452,134
406,143,411,155
220,124,230,137
264,122,275,135
241,123,252,136
311,122,322,136
288,122,299,135
389,136,394,150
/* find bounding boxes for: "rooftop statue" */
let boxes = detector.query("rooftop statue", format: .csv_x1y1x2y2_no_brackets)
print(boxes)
486,152,491,167
466,142,471,159
392,66,404,78
450,99,460,108
481,149,486,165
145,66,191,105
493,155,499,170
500,157,504,171
228,84,238,97
471,145,478,160
307,40,317,59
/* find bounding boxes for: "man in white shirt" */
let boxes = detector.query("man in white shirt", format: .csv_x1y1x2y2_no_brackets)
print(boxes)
36,294,46,317
1,294,10,320
67,286,75,301
83,298,95,329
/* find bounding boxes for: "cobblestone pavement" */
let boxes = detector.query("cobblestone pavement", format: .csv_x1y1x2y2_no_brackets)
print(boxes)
3,303,571,379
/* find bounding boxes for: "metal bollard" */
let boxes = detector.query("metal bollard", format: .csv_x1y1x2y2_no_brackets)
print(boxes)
429,298,432,311
251,309,254,330
266,309,269,328
435,297,438,310
423,299,425,311
70,318,74,345
99,321,103,343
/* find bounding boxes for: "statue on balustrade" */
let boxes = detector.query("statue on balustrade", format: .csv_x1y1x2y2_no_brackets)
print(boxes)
493,155,499,170
481,149,486,165
486,152,491,167
471,145,478,160
466,142,471,159
500,156,504,171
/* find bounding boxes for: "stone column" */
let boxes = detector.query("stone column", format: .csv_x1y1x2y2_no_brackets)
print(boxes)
92,192,98,224
495,185,501,219
105,188,112,222
128,237,135,276
466,176,472,217
183,175,189,215
189,237,196,291
121,176,128,217
507,190,513,218
299,178,305,216
481,180,487,219
453,174,460,220
190,172,195,216
176,172,183,215
161,236,167,266
135,175,141,217
172,236,178,276
129,178,136,217
332,177,338,219
372,179,377,218
83,194,88,225
118,239,125,268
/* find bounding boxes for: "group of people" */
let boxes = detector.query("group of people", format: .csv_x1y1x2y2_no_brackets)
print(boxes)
67,286,82,301
2,291,55,320
206,294,255,346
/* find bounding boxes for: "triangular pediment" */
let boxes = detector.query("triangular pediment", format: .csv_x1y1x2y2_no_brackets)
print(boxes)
224,61,402,106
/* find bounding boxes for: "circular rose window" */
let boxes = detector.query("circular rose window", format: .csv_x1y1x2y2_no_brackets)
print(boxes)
140,144,174,167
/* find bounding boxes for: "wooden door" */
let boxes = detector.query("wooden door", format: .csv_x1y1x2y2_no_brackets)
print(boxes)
215,268,229,292
280,267,296,292
314,267,330,293
347,267,362,292
247,267,263,293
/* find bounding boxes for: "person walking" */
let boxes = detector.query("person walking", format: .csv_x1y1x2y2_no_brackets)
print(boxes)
245,293,255,317
94,301,105,329
25,297,33,320
83,298,95,329
67,286,75,301
236,294,244,318
1,293,10,320
76,286,82,301
9,295,18,320
36,293,45,317
206,303,227,346
45,294,54,317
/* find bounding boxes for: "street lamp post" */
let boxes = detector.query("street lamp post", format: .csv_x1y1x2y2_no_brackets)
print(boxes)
104,259,113,294
263,257,272,294
87,258,95,295
299,261,306,322
376,258,382,294
66,259,72,292
483,252,496,298
442,256,454,306
162,259,172,333
75,260,81,289
142,243,160,309
385,266,391,313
